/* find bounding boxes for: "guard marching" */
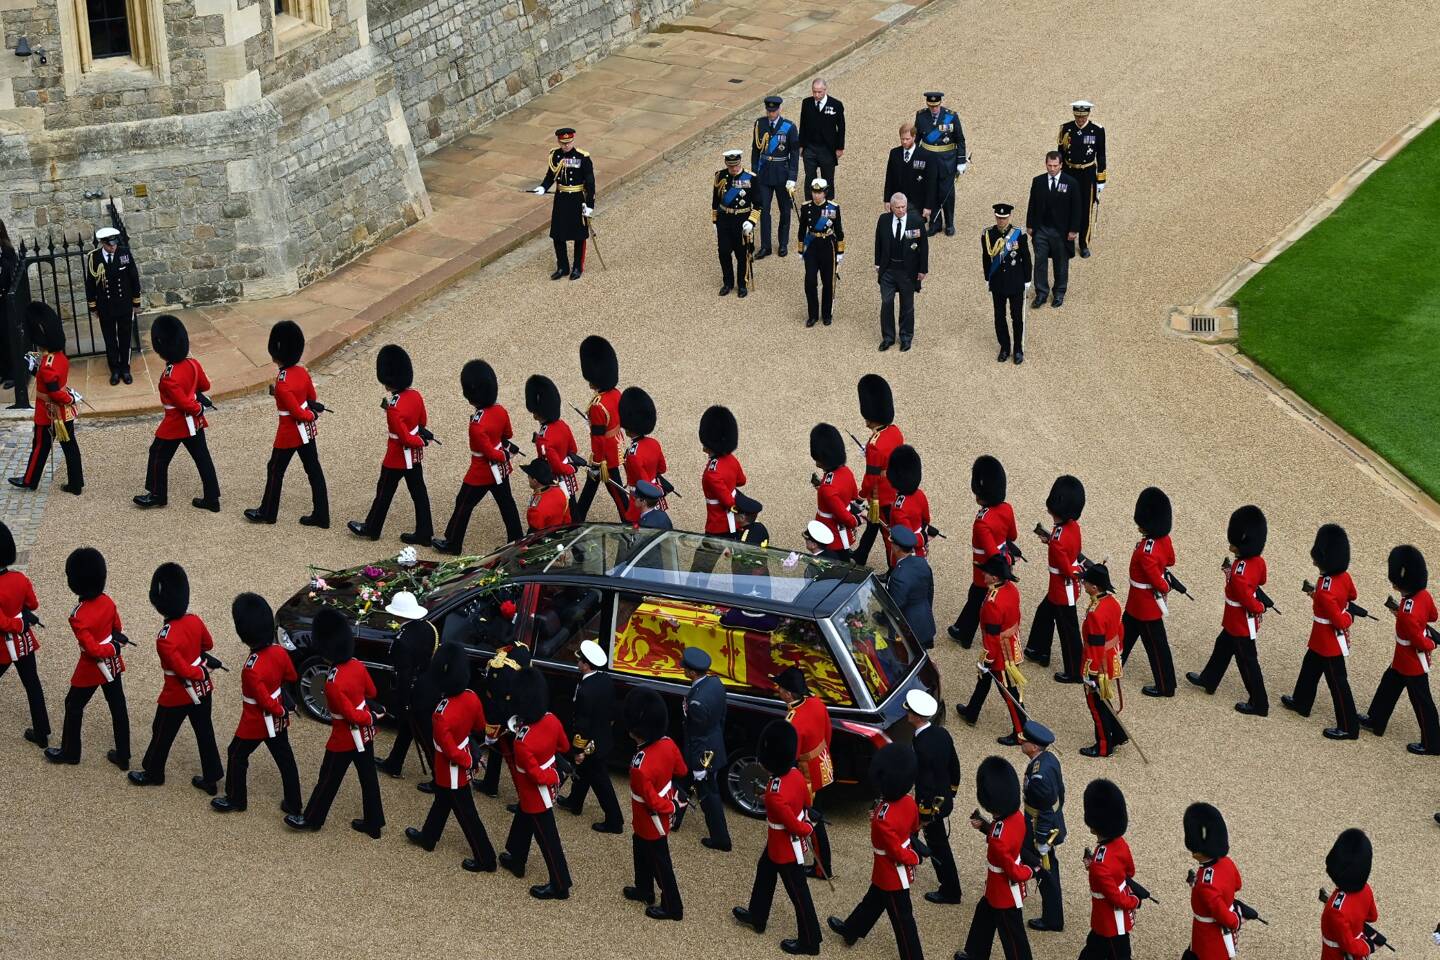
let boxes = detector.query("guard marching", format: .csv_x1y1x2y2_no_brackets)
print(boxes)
957,554,1027,744
574,335,626,522
434,359,522,554
619,386,671,525
0,521,50,748
949,455,1018,649
713,149,761,297
797,178,844,327
956,756,1033,960
751,96,799,259
45,548,127,767
246,320,328,528
524,373,581,505
530,127,596,280
913,93,967,236
809,423,859,555
500,667,574,900
981,203,1031,364
1079,779,1142,958
853,373,904,566
1018,720,1065,933
1183,802,1247,960
623,687,687,921
1361,544,1440,754
133,314,221,511
1283,524,1361,739
9,302,83,493
83,226,140,385
1057,101,1107,257
348,344,433,545
1122,487,1179,697
906,689,962,905
1079,564,1130,758
886,445,933,568
1321,829,1381,959
1189,505,1271,716
1024,474,1086,682
775,666,834,881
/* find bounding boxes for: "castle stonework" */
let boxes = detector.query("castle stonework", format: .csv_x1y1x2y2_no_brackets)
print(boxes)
0,0,690,307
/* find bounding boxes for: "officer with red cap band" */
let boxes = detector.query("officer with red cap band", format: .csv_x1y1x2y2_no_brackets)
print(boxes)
1079,779,1142,957
809,423,859,554
45,547,127,767
1360,545,1440,754
949,456,1018,649
622,688,687,921
1283,524,1361,739
246,320,328,528
1024,475,1086,682
1189,505,1271,716
1079,563,1129,758
133,314,221,511
1183,802,1244,960
9,303,83,494
956,554,1026,742
348,344,433,545
434,359,522,554
775,666,834,881
956,755,1033,960
1122,487,1178,697
852,374,904,565
530,127,595,280
574,336,627,523
0,520,50,749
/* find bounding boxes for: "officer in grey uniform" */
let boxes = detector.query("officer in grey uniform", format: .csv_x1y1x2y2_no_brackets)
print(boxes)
677,646,730,851
1016,719,1066,933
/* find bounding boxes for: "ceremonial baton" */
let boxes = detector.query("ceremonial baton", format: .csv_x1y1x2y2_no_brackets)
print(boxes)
584,216,608,272
1091,678,1149,765
978,657,1031,726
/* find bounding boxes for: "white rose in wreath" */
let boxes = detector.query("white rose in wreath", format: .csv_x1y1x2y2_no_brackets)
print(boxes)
397,546,419,568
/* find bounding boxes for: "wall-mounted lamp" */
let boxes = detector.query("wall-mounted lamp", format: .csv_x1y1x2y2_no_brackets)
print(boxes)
15,37,48,64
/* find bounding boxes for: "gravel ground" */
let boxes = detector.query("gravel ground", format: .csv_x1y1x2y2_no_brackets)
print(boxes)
5,1,1440,957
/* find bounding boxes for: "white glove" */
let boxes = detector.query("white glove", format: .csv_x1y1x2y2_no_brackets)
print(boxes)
836,253,844,265
1096,183,1106,194
581,205,594,217
529,186,546,195
71,390,84,405
1036,842,1052,856
1025,281,1032,289
785,180,796,192
693,769,708,782
24,354,38,373
742,221,754,235
957,163,968,175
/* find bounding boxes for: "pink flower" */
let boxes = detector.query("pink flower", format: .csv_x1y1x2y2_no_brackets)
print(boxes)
363,565,384,579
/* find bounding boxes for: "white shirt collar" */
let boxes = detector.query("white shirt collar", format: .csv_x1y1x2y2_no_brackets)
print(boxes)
914,721,931,735
816,95,827,111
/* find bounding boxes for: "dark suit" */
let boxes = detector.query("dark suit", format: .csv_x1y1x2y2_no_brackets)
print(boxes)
882,146,935,216
798,95,845,198
887,554,935,648
680,673,729,845
378,620,439,773
913,721,961,900
1025,171,1083,301
873,212,929,347
565,669,623,828
981,225,1033,354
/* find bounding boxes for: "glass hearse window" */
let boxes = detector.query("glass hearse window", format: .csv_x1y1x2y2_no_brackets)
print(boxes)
830,580,918,703
610,592,856,707
437,582,523,653
622,534,849,604
531,583,607,661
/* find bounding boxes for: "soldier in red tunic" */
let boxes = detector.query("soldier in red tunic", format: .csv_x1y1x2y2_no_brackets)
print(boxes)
1361,545,1440,754
1283,524,1361,739
285,608,385,836
405,643,497,872
434,359,522,553
525,374,581,505
1079,779,1142,958
348,344,433,544
1024,474,1085,682
886,444,932,567
622,688,687,921
852,374,904,565
826,743,924,959
1079,563,1128,758
9,303,83,494
574,335,628,522
956,755,1033,960
211,593,301,814
1122,487,1177,697
1189,505,1271,716
949,456,1018,649
500,667,574,900
1183,802,1245,960
133,314,221,511
1321,829,1382,959
775,666,834,880
957,554,1026,743
0,521,49,748
809,423,860,554
619,387,671,520
732,720,822,956
695,405,747,574
522,459,573,533
45,548,127,766
246,320,329,527
128,563,224,790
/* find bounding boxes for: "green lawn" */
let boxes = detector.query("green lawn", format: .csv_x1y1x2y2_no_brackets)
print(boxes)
1235,119,1440,500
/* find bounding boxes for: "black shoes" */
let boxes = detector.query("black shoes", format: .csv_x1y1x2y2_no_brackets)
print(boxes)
924,890,962,905
106,750,128,770
417,780,436,794
127,770,163,787
947,624,973,648
1052,295,1064,308
570,267,582,280
996,348,1010,363
1031,294,1046,308
347,520,379,540
899,341,912,352
592,821,624,834
1323,728,1358,741
944,224,956,237
191,775,219,796
1023,649,1049,668
133,493,166,508
22,728,48,748
1054,672,1080,685
623,886,654,904
110,372,121,386
781,939,819,956
806,317,818,328
645,905,681,921
530,883,569,900
778,245,788,258
551,268,568,281
1357,714,1374,731
7,477,34,490
284,814,318,831
499,851,524,878
399,531,431,546
878,339,895,352
1079,745,1105,758
211,796,244,812
1280,695,1309,717
955,706,976,727
1234,701,1267,717
121,370,133,385
754,248,772,260
737,286,748,299
701,837,732,851
821,316,832,326
1406,742,1436,755
463,857,497,873
732,907,764,933
719,284,733,296
60,483,83,495
996,733,1020,747
1028,918,1062,932
351,818,382,839
405,827,434,851
299,514,329,528
827,916,857,946
43,747,78,765
243,508,274,524
1141,685,1172,698
1185,672,1212,693
1013,350,1024,365
1080,247,1091,258
192,497,220,513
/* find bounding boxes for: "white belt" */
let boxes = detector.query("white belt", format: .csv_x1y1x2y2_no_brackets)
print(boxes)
434,736,472,751
705,498,722,505
1397,637,1412,646
1130,579,1154,590
973,547,986,555
277,402,308,418
349,699,369,751
1313,616,1332,625
1225,599,1242,607
1048,566,1063,575
1322,938,1341,949
1194,913,1214,922
819,511,835,519
388,432,400,439
767,821,788,830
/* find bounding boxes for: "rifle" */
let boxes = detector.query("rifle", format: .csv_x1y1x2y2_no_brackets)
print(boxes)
201,652,230,673
1186,869,1267,925
1006,540,1027,563
924,524,947,541
1223,558,1279,614
1302,581,1377,620
417,427,440,446
657,474,681,499
1164,570,1196,600
1085,848,1160,905
1318,888,1395,952
310,401,329,415
1032,522,1051,542
196,392,216,411
20,609,44,630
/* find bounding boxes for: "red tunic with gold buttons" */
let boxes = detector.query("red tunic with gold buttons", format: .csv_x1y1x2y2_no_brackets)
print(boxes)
155,613,214,707
1188,857,1242,960
786,694,833,802
1308,572,1356,657
69,594,123,687
382,388,427,470
432,689,486,789
980,581,1022,669
870,795,921,891
972,503,1018,588
324,658,376,752
622,434,669,522
534,419,579,496
1392,590,1437,675
236,645,296,740
33,351,77,428
1045,521,1083,606
860,424,903,508
526,485,572,532
1086,837,1140,937
1320,884,1377,959
1222,558,1267,637
1081,593,1124,678
272,365,317,449
889,488,931,561
702,453,747,535
762,767,813,864
156,359,210,440
982,810,1032,908
630,735,687,840
511,711,569,813
586,389,622,470
815,466,859,551
464,405,513,487
1125,535,1174,621
0,569,40,664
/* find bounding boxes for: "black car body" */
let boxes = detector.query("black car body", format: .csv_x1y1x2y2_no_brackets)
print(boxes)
276,524,943,816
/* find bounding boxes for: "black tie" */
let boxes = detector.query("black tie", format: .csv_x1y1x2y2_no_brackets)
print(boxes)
894,219,902,241
1050,177,1057,192
904,149,911,164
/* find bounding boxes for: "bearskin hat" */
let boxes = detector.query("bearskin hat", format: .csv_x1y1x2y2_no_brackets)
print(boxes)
311,607,354,664
622,687,669,744
619,386,657,437
1388,544,1427,594
579,335,619,391
148,562,190,620
461,359,498,409
1134,486,1173,539
524,374,561,423
758,719,798,776
699,405,739,457
1227,505,1268,559
1183,802,1229,859
513,667,549,724
870,743,918,803
971,455,1007,507
65,547,107,600
433,642,472,698
887,445,922,496
25,302,66,353
267,320,305,368
773,666,809,698
1081,562,1115,594
857,374,895,426
809,423,846,471
0,522,17,569
1045,475,1086,522
231,592,275,651
150,313,190,363
1310,523,1350,576
1325,828,1372,894
976,755,1021,818
1082,778,1128,840
376,344,413,391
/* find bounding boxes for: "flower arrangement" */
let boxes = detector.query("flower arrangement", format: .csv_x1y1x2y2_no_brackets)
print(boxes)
304,553,507,624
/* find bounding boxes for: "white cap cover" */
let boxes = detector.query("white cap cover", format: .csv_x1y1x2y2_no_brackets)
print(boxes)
579,639,607,668
806,520,835,546
905,688,938,718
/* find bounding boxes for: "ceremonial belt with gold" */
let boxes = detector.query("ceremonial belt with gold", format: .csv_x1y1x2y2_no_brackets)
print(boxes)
556,184,586,193
1064,160,1097,169
921,141,957,153
1023,802,1060,817
719,205,751,215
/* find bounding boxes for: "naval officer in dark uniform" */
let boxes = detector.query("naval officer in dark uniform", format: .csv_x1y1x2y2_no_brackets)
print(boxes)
677,646,730,851
912,92,967,237
981,202,1033,364
905,689,962,905
83,226,141,385
561,639,624,833
713,149,761,298
796,177,844,327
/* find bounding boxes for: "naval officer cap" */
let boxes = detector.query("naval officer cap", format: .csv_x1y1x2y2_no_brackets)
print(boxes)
578,639,608,668
723,148,744,162
764,95,783,109
805,520,836,547
95,227,121,243
634,479,663,501
1071,100,1094,113
992,203,1015,217
555,127,576,139
924,91,944,103
810,177,829,191
904,689,938,718
681,646,712,672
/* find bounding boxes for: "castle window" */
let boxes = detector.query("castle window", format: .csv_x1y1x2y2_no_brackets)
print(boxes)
86,0,131,59
273,0,331,53
61,0,167,80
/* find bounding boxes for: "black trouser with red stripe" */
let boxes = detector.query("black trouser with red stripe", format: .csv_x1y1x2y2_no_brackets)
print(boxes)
1289,649,1357,733
632,834,683,918
141,695,223,784
1365,667,1440,751
574,468,627,524
1078,930,1131,959
1196,630,1268,712
363,465,432,539
0,653,50,738
553,239,587,274
224,731,302,813
961,663,1025,736
443,481,522,548
421,784,496,866
745,853,821,951
842,883,923,960
256,443,328,523
949,583,987,649
961,899,1032,960
57,678,129,762
1083,682,1127,755
17,423,83,490
505,807,572,891
1121,613,1175,695
1026,598,1081,677
301,744,384,830
145,431,220,503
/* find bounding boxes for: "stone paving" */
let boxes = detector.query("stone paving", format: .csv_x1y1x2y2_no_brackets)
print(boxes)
0,423,50,568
